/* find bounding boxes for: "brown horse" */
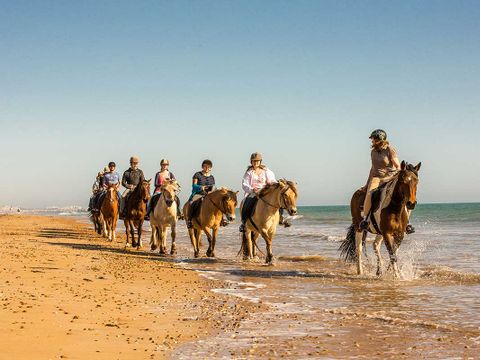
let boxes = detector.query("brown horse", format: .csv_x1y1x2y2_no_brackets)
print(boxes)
100,185,119,242
241,179,298,264
149,180,180,255
124,179,151,249
182,188,238,258
340,161,421,278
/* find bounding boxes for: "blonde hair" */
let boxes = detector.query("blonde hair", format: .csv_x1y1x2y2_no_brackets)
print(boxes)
372,140,389,152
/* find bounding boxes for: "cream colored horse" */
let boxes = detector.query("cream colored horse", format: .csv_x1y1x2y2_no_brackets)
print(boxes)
241,179,298,264
149,180,180,255
183,188,238,258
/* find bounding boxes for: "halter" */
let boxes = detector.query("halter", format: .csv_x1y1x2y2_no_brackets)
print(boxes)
207,193,230,215
258,184,291,210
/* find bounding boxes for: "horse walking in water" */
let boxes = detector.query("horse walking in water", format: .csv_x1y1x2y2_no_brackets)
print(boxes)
100,185,119,241
340,161,421,278
182,188,238,258
149,180,180,255
124,179,151,249
241,179,298,264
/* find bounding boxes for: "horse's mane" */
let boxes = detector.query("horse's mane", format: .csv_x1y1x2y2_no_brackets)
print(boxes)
258,179,297,198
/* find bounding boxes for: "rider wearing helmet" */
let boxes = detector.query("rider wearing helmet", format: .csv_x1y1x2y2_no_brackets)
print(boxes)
120,156,146,218
239,152,288,233
95,161,121,210
186,159,218,228
360,130,415,234
149,159,183,219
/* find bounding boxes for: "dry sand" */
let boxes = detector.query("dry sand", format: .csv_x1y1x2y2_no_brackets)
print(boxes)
0,215,259,359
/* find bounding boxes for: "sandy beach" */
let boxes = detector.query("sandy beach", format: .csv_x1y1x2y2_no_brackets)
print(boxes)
0,214,259,359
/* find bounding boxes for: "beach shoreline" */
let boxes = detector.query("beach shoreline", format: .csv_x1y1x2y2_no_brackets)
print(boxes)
0,214,261,359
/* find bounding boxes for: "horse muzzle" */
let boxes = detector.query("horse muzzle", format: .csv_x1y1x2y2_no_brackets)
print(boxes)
288,208,297,216
406,201,417,210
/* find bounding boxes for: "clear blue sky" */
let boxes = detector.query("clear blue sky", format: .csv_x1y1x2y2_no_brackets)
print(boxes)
1,1,479,208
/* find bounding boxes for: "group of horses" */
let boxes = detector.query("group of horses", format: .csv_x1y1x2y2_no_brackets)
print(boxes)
89,178,299,264
89,160,421,277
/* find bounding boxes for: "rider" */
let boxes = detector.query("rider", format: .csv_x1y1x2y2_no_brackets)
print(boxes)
88,166,108,211
149,159,183,219
186,159,217,228
359,129,415,234
95,161,121,210
239,152,289,233
120,156,146,218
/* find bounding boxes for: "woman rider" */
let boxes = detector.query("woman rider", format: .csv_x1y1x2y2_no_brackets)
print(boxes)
186,159,219,228
149,159,183,219
94,162,121,210
239,152,288,233
360,129,415,234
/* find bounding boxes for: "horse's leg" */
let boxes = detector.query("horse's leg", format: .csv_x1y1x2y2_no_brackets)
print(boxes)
130,220,136,247
150,225,157,251
244,230,253,260
124,220,130,247
383,233,400,279
102,218,107,238
373,235,384,276
261,229,275,264
159,225,167,255
170,222,177,255
112,216,117,242
137,220,143,249
187,228,197,257
251,232,260,258
194,229,202,258
355,231,365,275
203,228,213,257
209,227,218,258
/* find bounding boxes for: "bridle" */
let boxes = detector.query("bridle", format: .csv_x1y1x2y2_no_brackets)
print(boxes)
207,193,231,215
258,184,291,210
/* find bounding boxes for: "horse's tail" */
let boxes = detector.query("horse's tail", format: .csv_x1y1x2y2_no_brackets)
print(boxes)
339,224,358,262
237,231,249,258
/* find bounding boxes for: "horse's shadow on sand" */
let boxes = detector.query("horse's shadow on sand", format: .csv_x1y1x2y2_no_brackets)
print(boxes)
38,228,91,240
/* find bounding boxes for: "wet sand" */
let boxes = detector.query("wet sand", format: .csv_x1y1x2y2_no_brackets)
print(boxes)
0,215,260,359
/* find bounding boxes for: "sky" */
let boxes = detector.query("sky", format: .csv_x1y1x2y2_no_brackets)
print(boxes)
1,0,479,208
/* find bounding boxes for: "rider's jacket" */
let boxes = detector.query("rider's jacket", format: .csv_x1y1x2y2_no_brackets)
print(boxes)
103,172,120,188
242,167,276,197
121,168,145,189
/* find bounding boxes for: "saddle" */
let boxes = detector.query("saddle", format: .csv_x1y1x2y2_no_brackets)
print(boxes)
367,177,399,234
190,196,204,220
241,195,258,223
148,193,161,215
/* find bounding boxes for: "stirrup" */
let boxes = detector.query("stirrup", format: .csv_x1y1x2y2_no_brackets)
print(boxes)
359,219,369,231
406,224,415,234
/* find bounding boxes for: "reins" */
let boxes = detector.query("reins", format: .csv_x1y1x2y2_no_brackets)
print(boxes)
207,193,229,215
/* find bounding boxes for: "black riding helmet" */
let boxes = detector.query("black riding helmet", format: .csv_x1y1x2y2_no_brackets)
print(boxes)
108,161,116,167
369,129,387,141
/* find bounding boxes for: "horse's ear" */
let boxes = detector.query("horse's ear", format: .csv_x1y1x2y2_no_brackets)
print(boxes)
147,178,152,183
414,162,422,172
401,161,406,171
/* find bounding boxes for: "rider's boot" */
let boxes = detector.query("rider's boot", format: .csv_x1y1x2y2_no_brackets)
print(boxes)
239,223,245,233
406,223,415,234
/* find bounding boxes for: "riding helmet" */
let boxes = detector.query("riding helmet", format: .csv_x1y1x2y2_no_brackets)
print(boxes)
108,161,116,167
160,159,169,166
250,152,262,161
369,129,387,141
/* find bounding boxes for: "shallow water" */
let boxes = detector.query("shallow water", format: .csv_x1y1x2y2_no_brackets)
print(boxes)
67,204,480,357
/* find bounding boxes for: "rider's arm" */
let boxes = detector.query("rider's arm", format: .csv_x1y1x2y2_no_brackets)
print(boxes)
389,147,401,170
265,168,277,184
121,171,129,188
242,170,254,194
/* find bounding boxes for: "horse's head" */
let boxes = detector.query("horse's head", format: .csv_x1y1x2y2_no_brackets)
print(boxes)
106,184,117,202
278,179,298,216
141,179,151,202
161,180,179,207
220,188,238,221
397,161,421,209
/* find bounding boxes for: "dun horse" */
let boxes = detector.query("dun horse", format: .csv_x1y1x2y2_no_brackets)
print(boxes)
182,188,238,258
124,179,151,249
241,179,298,264
340,161,421,278
100,185,119,241
149,180,180,255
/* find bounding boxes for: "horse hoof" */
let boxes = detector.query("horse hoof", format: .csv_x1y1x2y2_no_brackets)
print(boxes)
170,249,176,255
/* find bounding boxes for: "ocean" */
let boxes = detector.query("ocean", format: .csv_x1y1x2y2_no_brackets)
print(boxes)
44,203,480,357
